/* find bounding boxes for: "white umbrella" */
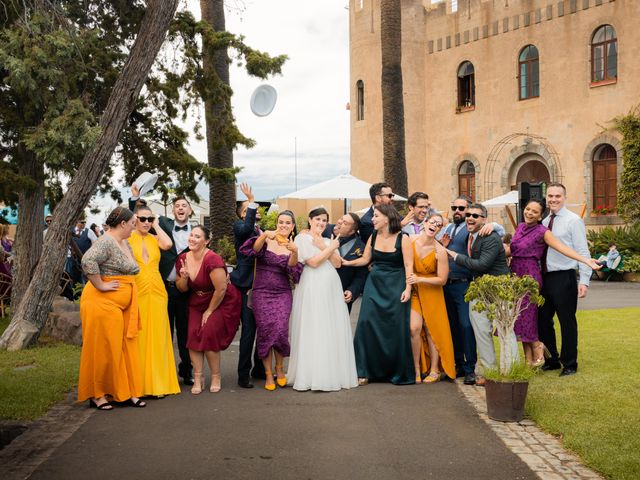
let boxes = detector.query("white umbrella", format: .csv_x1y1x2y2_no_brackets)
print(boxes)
482,190,519,208
280,174,407,201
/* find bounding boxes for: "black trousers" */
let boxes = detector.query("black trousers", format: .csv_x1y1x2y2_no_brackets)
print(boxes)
165,281,192,377
237,288,265,381
538,270,578,369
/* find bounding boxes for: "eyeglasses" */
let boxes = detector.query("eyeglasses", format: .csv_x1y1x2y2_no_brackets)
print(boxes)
451,206,466,212
415,205,430,210
79,221,86,224
378,193,395,199
465,213,485,219
427,219,443,227
137,216,156,223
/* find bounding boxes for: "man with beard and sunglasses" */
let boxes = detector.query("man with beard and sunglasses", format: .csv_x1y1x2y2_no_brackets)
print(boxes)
445,202,515,386
130,183,194,386
439,196,505,386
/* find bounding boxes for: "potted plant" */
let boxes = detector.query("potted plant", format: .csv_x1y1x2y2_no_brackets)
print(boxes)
465,274,543,422
620,254,640,282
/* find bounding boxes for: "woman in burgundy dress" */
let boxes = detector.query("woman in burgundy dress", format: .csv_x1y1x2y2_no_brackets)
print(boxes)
508,199,600,366
239,210,303,391
176,225,241,394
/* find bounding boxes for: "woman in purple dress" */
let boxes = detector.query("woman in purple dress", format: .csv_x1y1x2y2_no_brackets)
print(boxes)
176,225,241,394
240,210,303,391
508,199,600,366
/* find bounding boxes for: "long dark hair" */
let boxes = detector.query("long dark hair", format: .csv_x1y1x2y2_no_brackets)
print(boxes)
374,204,402,234
278,210,297,239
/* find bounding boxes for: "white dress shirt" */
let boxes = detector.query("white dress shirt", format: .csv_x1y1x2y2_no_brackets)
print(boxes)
166,223,191,281
543,207,591,286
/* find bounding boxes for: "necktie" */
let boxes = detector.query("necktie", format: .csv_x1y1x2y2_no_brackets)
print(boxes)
174,225,188,232
413,223,421,234
467,234,474,256
451,223,460,239
541,214,557,274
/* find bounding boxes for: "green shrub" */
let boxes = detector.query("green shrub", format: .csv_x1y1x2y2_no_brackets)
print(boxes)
620,254,640,273
213,235,237,266
258,207,278,231
587,222,640,255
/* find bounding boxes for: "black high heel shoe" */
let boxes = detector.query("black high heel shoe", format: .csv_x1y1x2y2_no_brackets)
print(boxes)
89,399,113,411
123,397,146,408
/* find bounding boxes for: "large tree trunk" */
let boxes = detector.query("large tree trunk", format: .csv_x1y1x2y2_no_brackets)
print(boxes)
10,150,45,309
380,0,408,197
200,0,236,244
0,0,180,351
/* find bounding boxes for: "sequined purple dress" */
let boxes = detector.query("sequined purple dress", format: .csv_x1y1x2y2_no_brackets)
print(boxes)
510,222,548,342
239,238,303,358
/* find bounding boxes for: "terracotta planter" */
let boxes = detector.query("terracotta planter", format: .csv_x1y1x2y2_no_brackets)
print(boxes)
623,272,640,283
485,379,529,422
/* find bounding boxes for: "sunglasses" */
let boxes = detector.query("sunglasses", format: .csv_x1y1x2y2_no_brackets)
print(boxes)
137,216,156,223
465,213,485,219
451,206,466,212
427,219,443,227
45,220,52,224
379,193,395,199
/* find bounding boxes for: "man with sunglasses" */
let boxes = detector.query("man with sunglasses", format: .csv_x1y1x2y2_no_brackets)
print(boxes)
445,203,515,386
130,182,194,385
440,196,505,386
359,182,394,243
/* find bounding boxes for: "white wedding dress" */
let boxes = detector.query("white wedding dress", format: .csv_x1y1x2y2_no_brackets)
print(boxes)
287,234,358,391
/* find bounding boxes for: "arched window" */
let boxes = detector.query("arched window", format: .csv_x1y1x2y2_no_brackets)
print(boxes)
356,80,364,121
458,161,476,200
592,144,617,211
457,61,475,110
591,25,617,83
518,45,539,100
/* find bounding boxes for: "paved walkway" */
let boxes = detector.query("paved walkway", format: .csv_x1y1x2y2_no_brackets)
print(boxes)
3,280,634,479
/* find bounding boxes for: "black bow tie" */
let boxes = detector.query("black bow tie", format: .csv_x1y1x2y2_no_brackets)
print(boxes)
174,225,188,232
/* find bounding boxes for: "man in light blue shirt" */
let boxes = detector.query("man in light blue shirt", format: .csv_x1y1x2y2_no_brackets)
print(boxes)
539,183,591,377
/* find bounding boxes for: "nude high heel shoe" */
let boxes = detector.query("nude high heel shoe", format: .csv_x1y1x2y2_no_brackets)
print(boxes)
191,373,204,395
210,374,221,393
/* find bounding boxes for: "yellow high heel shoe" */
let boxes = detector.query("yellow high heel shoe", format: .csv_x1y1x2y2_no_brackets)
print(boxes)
264,373,276,391
275,364,287,388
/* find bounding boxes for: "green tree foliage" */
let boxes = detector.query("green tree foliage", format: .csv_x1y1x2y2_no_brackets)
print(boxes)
465,274,543,377
613,108,640,223
587,222,640,256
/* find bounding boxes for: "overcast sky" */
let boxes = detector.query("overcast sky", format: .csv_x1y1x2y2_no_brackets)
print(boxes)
185,0,352,201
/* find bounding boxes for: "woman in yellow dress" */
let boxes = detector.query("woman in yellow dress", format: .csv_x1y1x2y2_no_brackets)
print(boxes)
128,206,181,397
407,213,456,384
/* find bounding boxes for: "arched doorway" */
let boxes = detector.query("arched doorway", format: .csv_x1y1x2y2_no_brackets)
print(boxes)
510,156,550,190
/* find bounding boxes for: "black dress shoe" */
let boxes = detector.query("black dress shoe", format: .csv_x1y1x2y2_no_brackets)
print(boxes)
463,373,476,385
180,374,194,386
560,367,577,376
237,378,254,389
541,363,561,371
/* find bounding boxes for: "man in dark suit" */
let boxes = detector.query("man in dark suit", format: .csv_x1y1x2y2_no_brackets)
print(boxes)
230,183,266,388
130,183,194,385
359,182,394,244
334,213,368,312
446,203,517,386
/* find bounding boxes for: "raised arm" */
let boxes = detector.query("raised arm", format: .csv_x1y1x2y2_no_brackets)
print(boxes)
152,216,173,251
544,230,601,271
305,235,340,268
252,230,276,253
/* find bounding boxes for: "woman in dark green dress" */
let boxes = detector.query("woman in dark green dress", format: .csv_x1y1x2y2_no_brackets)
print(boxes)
342,204,414,385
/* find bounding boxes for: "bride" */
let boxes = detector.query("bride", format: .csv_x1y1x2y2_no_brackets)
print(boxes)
287,207,358,391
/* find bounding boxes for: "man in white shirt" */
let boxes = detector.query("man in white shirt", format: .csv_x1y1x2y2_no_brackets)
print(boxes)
539,183,591,377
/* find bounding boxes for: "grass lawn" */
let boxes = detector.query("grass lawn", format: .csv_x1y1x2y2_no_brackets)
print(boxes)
524,307,640,480
0,315,81,420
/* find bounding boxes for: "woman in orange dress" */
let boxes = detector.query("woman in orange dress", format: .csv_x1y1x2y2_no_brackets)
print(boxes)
78,207,146,410
407,213,456,384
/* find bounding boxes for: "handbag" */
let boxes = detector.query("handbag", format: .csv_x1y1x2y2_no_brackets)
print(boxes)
246,259,257,309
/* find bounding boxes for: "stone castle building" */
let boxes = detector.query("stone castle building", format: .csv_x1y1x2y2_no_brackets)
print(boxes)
349,0,638,227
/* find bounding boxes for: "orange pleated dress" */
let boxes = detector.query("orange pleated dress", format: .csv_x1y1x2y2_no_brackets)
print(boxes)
77,236,143,403
411,244,456,379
